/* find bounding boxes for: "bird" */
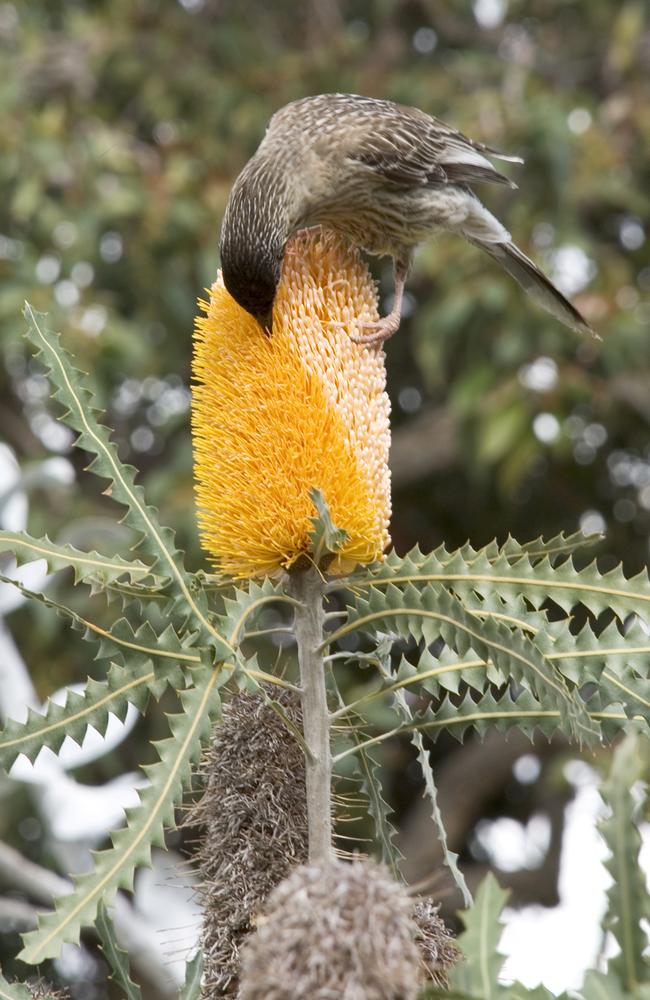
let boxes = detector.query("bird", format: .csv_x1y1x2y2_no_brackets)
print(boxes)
219,93,593,345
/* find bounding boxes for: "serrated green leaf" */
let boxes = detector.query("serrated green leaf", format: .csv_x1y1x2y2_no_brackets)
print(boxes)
372,646,472,906
531,617,650,687
599,665,650,720
328,664,403,878
353,737,403,877
19,667,221,964
103,578,173,614
0,970,32,1000
308,487,348,564
600,733,650,992
217,577,293,648
334,689,630,765
0,659,180,772
357,532,599,588
360,546,650,622
408,722,471,906
503,986,565,1000
501,530,602,564
329,584,595,744
580,970,629,1000
335,614,650,735
451,873,509,999
0,530,162,589
96,901,142,1000
0,572,203,676
22,304,231,657
179,951,203,1000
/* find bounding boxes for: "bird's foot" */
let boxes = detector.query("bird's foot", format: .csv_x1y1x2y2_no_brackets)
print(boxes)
351,314,401,346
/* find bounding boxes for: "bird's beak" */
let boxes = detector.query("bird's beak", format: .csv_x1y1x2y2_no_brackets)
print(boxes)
256,308,273,337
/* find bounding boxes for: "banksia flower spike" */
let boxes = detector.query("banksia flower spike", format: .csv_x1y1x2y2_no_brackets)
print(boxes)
192,228,391,578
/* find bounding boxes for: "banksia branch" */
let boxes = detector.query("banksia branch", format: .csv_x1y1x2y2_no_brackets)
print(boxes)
192,228,391,579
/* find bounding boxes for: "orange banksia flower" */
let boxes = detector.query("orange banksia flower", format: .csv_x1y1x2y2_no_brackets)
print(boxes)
192,229,391,578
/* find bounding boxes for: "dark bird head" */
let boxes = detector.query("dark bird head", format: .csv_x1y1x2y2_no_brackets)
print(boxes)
219,154,294,335
220,243,282,335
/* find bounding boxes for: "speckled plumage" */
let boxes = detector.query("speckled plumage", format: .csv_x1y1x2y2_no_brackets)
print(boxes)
220,93,592,341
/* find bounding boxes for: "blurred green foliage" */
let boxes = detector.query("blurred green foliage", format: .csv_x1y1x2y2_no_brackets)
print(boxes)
2,1,649,604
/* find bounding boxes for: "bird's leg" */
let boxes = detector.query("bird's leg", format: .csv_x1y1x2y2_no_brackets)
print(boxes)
352,255,411,345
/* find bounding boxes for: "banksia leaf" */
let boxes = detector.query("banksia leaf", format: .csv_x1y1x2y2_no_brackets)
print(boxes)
0,971,32,1000
96,902,142,1000
0,531,161,588
217,577,291,650
0,659,180,772
334,689,627,766
580,970,629,1000
451,873,509,999
19,668,221,964
600,733,650,992
498,530,601,564
22,304,229,656
179,952,203,1000
0,573,201,681
371,650,471,906
361,548,650,622
415,689,604,744
367,530,599,584
350,736,404,879
331,584,595,743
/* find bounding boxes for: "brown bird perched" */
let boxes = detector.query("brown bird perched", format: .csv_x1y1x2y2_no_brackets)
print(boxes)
220,93,593,345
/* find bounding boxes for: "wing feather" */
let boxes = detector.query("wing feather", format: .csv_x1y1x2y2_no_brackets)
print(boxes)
336,99,521,189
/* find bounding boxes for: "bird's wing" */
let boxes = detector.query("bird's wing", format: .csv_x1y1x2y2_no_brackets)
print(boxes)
345,107,522,190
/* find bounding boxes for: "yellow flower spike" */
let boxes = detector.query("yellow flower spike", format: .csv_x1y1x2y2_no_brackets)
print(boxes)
191,228,391,579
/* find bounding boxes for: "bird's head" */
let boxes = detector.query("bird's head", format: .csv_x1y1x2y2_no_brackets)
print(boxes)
220,244,281,335
219,155,291,335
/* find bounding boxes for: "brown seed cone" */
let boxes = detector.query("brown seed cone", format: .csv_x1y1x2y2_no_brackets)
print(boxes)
238,858,421,1000
412,897,460,988
187,691,308,997
25,982,70,1000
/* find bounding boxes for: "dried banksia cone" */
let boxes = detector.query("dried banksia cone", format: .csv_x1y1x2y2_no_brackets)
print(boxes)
239,858,421,1000
188,692,308,997
25,982,70,1000
412,897,459,988
192,228,391,578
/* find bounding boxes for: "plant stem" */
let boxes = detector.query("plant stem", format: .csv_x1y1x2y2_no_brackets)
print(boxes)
288,566,332,863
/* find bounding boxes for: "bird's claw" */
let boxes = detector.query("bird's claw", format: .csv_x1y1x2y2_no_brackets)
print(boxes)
351,317,401,346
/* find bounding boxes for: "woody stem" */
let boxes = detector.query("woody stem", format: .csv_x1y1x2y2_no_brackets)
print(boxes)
288,565,332,863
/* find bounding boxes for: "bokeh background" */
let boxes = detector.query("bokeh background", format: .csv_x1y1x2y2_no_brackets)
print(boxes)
1,0,649,995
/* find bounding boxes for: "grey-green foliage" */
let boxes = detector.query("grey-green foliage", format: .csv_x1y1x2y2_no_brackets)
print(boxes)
96,903,142,1000
1,309,650,994
423,734,650,1000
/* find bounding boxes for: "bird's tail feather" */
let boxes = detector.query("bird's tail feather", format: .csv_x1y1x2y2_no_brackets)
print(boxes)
469,238,595,336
